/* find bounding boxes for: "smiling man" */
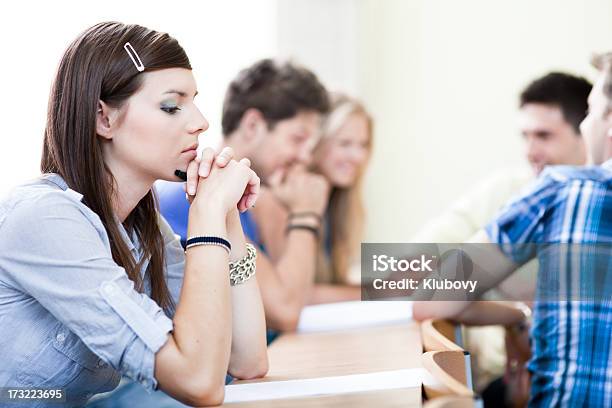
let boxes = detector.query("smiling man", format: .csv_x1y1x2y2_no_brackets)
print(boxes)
519,72,590,174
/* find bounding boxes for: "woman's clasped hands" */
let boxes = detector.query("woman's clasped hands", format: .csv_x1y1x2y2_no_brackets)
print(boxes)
183,146,260,214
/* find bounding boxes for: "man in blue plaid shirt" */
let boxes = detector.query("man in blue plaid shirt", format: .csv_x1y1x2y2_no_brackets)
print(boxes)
415,53,612,407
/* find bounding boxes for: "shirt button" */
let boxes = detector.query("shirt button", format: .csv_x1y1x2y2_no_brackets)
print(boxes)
97,359,107,368
56,332,66,343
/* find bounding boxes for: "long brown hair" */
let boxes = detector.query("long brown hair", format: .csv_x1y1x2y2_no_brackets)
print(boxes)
41,22,191,313
314,93,373,284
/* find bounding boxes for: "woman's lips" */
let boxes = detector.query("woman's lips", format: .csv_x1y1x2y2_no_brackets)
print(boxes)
181,143,199,153
181,149,198,160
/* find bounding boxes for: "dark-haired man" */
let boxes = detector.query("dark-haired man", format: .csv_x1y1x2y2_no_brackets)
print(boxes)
158,59,331,333
519,72,591,174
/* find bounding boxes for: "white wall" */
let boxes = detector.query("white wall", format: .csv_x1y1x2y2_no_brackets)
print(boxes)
0,0,277,195
355,0,612,240
277,0,359,94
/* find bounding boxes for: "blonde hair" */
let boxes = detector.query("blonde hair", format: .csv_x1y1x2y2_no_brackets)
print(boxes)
592,52,612,112
313,93,373,284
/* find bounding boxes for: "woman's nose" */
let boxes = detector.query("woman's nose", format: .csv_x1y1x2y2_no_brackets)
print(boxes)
190,108,209,135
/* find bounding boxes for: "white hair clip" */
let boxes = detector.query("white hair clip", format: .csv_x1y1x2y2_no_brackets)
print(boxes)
123,42,145,72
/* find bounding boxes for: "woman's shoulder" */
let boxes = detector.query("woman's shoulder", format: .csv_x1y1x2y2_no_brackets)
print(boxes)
0,176,100,234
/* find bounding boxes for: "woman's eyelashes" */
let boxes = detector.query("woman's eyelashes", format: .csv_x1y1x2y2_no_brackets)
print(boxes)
160,102,182,115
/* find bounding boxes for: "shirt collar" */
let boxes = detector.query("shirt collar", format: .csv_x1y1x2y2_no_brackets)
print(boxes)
41,172,69,191
116,218,137,253
602,158,612,172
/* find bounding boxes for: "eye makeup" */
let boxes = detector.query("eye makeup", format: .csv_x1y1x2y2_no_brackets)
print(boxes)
161,100,181,114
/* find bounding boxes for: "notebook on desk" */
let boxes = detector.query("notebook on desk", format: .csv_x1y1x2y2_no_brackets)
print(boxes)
296,300,413,333
224,368,426,403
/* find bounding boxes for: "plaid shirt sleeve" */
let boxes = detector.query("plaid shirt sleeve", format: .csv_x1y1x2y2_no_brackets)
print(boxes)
485,173,560,263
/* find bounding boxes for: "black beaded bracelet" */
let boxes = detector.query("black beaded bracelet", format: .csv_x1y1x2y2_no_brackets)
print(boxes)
186,236,232,254
285,224,320,239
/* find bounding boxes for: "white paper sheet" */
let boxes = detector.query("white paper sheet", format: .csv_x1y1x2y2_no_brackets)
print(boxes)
224,368,427,403
296,300,413,333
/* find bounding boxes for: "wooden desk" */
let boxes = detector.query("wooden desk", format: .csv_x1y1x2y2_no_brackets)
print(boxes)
224,322,423,407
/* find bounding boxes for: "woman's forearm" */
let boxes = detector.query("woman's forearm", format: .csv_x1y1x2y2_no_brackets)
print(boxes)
226,210,268,379
155,202,232,405
228,278,268,378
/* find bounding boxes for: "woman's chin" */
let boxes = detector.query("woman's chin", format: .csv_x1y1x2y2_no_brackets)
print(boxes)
331,177,355,188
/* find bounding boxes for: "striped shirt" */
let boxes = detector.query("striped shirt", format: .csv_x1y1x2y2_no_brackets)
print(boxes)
485,159,612,407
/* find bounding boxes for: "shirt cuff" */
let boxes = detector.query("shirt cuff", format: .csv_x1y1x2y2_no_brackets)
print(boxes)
99,280,174,390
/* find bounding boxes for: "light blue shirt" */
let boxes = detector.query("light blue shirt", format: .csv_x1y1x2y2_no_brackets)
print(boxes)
0,173,186,407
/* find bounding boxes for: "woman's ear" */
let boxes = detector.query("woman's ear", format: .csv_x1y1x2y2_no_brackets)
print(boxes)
96,100,117,140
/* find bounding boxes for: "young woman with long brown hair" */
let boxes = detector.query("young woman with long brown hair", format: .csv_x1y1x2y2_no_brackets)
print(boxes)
0,22,267,407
